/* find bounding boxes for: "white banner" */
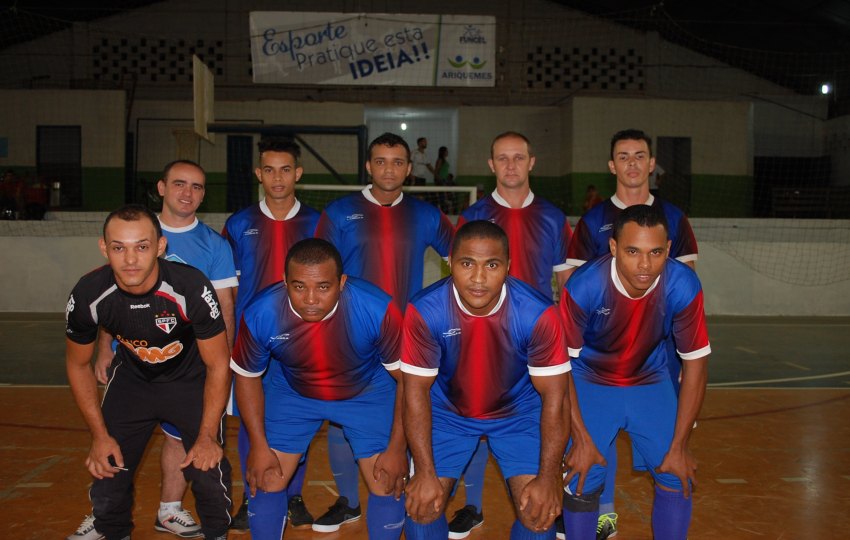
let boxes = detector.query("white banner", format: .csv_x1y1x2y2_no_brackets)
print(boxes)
249,12,496,87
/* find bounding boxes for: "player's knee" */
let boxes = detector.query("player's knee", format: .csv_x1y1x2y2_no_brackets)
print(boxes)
563,488,602,513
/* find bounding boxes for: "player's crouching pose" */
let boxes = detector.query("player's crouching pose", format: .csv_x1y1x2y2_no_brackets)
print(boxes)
65,204,233,540
230,238,408,539
402,220,570,540
560,204,710,540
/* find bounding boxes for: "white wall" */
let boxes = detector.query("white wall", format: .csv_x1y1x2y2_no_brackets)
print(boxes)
0,90,125,168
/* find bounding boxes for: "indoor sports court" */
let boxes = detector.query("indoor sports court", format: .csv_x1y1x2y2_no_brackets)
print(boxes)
2,314,849,539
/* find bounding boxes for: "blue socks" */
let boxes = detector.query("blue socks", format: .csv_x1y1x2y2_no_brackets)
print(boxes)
237,423,249,486
404,514,449,540
599,442,617,514
510,520,555,539
328,423,360,507
462,438,489,511
651,484,692,540
562,488,601,540
287,457,308,497
247,488,287,540
366,493,405,539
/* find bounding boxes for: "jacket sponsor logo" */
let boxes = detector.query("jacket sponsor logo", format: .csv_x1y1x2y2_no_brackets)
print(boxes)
442,328,461,338
243,228,260,236
269,333,290,342
65,295,75,321
131,303,151,309
117,335,184,364
201,286,221,319
346,213,365,221
599,223,613,233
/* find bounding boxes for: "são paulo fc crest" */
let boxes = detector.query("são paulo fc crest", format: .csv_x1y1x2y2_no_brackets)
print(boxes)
155,311,177,334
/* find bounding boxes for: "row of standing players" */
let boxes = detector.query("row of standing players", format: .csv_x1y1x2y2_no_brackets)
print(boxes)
65,128,708,540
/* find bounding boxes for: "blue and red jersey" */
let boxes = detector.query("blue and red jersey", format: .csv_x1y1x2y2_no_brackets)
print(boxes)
230,277,402,401
567,194,698,268
223,200,319,323
401,276,570,419
560,254,710,386
315,186,454,309
458,191,571,297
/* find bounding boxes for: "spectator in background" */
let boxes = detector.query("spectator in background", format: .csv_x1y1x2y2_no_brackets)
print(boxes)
582,184,604,213
434,146,451,213
1,169,23,219
411,137,435,186
23,174,49,220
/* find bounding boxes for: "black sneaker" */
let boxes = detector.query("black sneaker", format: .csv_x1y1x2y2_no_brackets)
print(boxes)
287,495,314,529
448,505,484,539
229,495,249,533
311,496,362,533
596,512,618,539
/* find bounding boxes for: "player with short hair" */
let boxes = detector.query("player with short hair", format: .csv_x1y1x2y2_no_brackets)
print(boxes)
65,204,233,540
223,137,321,531
69,160,239,540
307,132,454,532
402,220,570,540
231,238,408,540
562,129,698,539
450,131,572,538
560,204,710,540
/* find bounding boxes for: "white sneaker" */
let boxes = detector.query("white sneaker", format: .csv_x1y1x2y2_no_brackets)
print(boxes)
67,514,105,540
154,508,203,538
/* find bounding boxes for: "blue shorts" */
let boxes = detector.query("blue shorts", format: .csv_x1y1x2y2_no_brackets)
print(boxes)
566,377,681,493
264,368,396,459
430,405,542,480
160,422,181,439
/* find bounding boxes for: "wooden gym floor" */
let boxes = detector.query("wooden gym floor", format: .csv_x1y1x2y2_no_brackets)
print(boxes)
1,314,849,539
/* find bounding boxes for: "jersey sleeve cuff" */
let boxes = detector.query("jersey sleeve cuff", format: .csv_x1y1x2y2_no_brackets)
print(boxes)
212,277,239,289
565,258,587,268
552,262,569,273
675,254,699,264
383,359,401,371
230,359,264,377
528,362,571,376
400,362,439,377
568,346,582,358
678,344,711,360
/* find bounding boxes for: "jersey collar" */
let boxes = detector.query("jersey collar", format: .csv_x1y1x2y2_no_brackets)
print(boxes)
451,282,507,317
362,184,403,206
260,198,302,220
287,296,339,321
492,189,534,208
611,193,654,209
610,257,660,299
159,216,198,233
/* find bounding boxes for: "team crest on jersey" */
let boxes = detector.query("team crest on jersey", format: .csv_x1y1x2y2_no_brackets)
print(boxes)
155,311,178,334
164,253,187,264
